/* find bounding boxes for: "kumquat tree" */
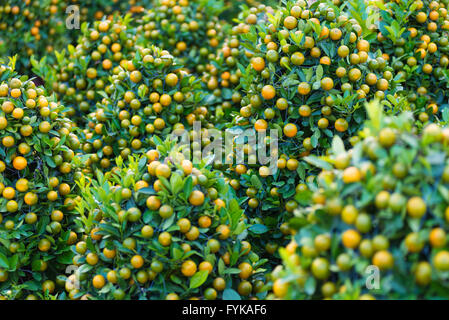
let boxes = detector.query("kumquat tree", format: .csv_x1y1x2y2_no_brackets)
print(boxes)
1,0,449,303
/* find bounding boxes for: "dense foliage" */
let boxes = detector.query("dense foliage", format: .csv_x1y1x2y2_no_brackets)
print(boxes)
1,0,449,300
273,101,449,299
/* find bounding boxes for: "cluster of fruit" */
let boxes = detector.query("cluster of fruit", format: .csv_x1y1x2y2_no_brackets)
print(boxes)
35,17,143,127
214,0,403,265
373,0,449,122
68,141,268,300
0,65,82,299
273,101,449,299
0,0,67,71
80,45,204,172
2,0,265,74
136,0,227,74
2,0,449,300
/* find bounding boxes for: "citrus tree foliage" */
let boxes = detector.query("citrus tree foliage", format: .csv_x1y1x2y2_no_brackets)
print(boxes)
272,100,449,299
216,0,403,265
32,15,142,127
80,45,203,173
373,0,449,122
0,63,81,300
137,0,228,74
70,141,268,300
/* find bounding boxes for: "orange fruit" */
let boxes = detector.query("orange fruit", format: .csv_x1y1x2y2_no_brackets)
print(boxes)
10,88,21,98
214,199,226,209
416,12,427,23
156,164,171,178
181,160,193,175
131,255,144,269
177,218,191,234
406,197,426,218
342,229,361,249
2,187,15,200
261,85,276,100
146,196,161,210
254,119,268,132
372,250,394,271
342,167,361,184
92,275,105,289
198,216,212,228
12,156,27,170
357,39,370,52
335,118,348,132
283,16,298,29
251,57,265,72
283,123,297,138
181,260,197,277
321,77,334,91
330,28,342,40
297,82,311,95
103,248,116,259
158,232,172,246
434,250,449,271
199,261,213,274
98,21,110,32
24,192,38,205
2,136,15,147
429,228,446,248
15,179,29,192
216,224,230,240
12,107,24,119
189,190,205,206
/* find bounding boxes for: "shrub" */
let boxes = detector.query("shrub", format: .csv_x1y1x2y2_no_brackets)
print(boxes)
79,45,203,173
0,1,67,72
69,141,268,300
136,0,227,74
271,100,449,299
373,0,449,122
218,0,402,263
0,63,81,300
33,15,143,127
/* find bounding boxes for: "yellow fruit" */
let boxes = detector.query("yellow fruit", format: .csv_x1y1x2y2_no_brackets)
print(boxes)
406,197,426,218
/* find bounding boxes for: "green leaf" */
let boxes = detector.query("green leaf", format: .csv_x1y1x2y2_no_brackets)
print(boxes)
223,268,241,274
56,251,74,264
228,199,243,230
0,252,9,269
331,135,346,156
137,187,156,195
234,221,247,235
170,172,183,195
8,254,18,271
316,65,323,81
304,68,314,83
189,270,209,289
183,176,193,199
170,274,183,285
223,288,241,300
250,175,262,189
248,224,268,234
365,99,383,130
304,276,316,295
304,155,333,170
172,247,184,260
218,258,225,276
138,156,148,171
